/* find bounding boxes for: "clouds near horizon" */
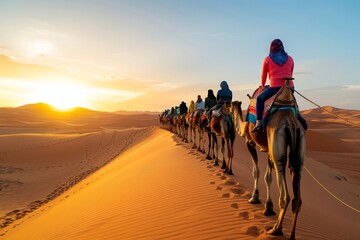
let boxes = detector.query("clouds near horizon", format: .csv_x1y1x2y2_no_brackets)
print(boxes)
0,1,359,111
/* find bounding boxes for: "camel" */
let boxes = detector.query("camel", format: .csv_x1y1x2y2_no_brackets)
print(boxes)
185,113,193,143
161,114,172,131
230,100,276,215
179,113,189,142
188,112,198,149
194,109,207,153
209,104,236,174
190,110,204,151
231,78,305,239
159,114,165,129
201,110,217,161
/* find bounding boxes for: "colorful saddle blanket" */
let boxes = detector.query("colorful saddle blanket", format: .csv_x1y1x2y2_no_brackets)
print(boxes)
245,85,298,126
212,109,221,118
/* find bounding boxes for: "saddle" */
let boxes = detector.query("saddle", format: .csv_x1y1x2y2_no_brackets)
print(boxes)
212,109,221,118
246,85,299,127
211,105,233,134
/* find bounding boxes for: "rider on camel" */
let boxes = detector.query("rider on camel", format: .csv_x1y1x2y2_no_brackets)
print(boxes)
252,39,307,132
208,80,233,120
205,89,217,110
179,101,188,115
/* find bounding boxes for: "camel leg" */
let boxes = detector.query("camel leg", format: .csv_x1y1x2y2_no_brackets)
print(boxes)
202,130,206,153
213,134,219,166
184,127,188,142
192,128,197,149
289,169,302,240
247,141,261,204
263,156,276,215
225,136,233,175
200,129,206,153
197,128,202,151
199,129,203,153
289,131,305,240
205,130,212,160
188,127,192,142
221,138,227,170
211,134,216,159
212,134,218,164
268,155,290,236
227,135,235,175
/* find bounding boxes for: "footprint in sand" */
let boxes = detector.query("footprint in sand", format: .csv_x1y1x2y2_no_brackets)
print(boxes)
230,188,245,196
210,181,216,184
245,226,260,237
221,193,231,198
239,211,249,219
224,180,237,186
220,175,227,180
230,203,239,209
216,186,222,190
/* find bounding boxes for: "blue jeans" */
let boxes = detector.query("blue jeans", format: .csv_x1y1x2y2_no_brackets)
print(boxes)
256,87,281,120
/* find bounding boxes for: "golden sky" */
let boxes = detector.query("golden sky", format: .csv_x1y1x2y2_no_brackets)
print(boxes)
0,1,359,111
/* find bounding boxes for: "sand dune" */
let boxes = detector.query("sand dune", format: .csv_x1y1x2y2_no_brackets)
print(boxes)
0,106,359,239
0,103,159,132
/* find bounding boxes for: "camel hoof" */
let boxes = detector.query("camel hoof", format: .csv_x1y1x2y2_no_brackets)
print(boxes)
213,162,219,166
248,198,261,204
227,170,233,175
262,208,276,216
205,156,212,160
267,228,283,236
263,201,276,216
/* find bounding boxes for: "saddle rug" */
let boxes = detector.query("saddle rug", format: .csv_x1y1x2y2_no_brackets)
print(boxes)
245,86,298,126
212,109,221,118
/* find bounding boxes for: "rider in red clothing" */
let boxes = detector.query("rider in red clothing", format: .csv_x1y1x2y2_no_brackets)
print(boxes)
252,39,294,132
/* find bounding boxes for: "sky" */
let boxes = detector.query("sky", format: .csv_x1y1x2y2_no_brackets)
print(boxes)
0,0,359,112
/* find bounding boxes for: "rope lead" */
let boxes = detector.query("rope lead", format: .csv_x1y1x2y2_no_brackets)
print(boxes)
294,90,358,127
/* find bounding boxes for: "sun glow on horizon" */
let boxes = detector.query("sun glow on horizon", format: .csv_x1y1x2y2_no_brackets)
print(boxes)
24,40,54,57
29,81,89,111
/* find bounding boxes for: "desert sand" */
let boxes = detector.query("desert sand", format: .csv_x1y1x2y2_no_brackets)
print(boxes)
0,104,359,239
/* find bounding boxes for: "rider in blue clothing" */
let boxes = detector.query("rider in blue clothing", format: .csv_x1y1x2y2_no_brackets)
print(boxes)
216,80,232,108
208,80,233,120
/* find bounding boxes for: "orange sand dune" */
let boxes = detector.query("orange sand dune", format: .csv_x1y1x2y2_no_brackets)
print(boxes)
306,130,359,153
0,103,159,132
0,128,153,217
302,105,360,127
1,128,359,239
0,106,359,239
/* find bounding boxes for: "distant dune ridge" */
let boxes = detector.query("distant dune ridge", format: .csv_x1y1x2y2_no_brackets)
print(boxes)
0,103,159,132
0,103,359,239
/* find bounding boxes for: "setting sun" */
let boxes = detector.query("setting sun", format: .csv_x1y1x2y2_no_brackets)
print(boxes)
24,40,54,57
29,81,89,110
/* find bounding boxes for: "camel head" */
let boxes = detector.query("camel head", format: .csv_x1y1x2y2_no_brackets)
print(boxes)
230,101,243,121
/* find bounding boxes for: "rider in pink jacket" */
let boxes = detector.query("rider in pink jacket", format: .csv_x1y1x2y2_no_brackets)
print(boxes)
252,39,294,132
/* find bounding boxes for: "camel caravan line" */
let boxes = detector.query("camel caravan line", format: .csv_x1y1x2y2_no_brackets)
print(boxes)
159,78,306,240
